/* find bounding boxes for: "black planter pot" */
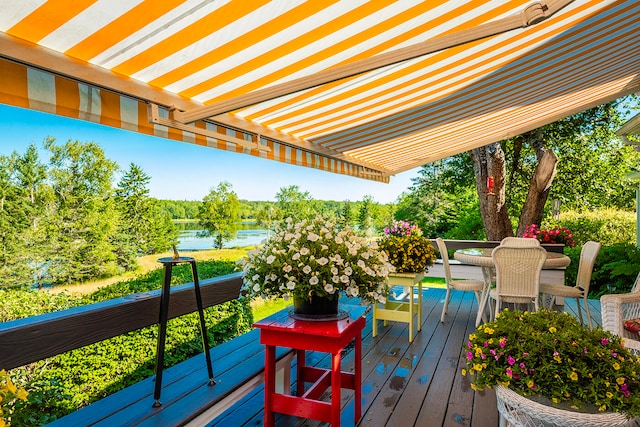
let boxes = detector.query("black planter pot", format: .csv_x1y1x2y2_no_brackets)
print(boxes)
293,294,339,319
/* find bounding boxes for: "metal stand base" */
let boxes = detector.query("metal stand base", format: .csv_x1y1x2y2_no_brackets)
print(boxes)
153,256,214,406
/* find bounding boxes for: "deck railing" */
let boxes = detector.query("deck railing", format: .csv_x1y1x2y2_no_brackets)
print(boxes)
0,240,564,371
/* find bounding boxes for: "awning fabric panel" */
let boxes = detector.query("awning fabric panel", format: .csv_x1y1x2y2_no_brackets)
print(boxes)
0,57,388,182
0,0,639,181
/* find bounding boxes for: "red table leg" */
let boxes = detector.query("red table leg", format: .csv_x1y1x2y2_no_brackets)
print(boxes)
331,351,342,426
355,333,362,423
264,345,275,427
296,349,306,396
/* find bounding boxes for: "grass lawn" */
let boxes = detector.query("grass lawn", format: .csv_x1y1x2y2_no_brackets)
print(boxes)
423,276,446,289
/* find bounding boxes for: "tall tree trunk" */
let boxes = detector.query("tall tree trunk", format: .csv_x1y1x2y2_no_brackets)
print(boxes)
516,135,558,235
471,130,559,240
471,143,513,240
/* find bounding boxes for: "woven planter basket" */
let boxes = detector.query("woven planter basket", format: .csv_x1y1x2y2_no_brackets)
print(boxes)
495,385,638,427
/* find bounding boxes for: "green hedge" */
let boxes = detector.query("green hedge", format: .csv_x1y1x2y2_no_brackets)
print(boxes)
543,209,640,298
3,260,252,425
543,209,636,246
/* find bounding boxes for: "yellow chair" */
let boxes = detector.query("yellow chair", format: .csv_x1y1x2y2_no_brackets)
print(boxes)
436,238,484,323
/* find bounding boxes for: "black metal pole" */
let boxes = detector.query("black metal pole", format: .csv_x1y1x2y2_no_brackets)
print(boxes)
190,260,215,385
153,262,173,407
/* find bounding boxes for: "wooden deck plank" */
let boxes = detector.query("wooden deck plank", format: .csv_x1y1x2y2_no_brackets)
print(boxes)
207,289,602,426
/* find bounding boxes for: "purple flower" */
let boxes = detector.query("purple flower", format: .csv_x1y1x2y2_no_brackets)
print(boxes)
601,338,609,345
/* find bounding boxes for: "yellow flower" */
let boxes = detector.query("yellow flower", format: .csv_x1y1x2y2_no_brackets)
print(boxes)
461,369,467,376
483,326,494,334
469,334,476,340
473,363,484,372
606,392,613,398
527,380,535,389
552,398,559,404
470,383,477,391
17,388,28,401
569,371,578,381
549,326,557,333
617,377,625,385
613,363,620,370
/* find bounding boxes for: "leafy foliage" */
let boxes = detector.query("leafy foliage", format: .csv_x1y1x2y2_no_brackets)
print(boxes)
0,139,182,289
0,369,28,426
546,209,635,246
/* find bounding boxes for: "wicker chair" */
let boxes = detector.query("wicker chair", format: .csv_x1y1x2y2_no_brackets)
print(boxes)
436,238,484,323
601,292,640,355
489,237,547,321
540,241,601,328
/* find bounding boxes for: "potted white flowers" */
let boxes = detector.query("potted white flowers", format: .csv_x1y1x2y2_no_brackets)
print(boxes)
238,216,394,318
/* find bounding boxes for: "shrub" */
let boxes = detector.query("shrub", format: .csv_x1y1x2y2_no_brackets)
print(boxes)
545,209,635,246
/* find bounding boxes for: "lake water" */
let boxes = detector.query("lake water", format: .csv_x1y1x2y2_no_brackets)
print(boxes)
176,222,270,250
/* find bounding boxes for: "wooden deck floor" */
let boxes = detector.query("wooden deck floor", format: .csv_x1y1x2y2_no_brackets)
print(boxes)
208,288,602,427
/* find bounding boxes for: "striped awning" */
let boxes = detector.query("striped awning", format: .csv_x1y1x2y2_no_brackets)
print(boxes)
1,1,639,182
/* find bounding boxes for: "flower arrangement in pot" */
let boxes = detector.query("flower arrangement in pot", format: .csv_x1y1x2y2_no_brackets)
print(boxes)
523,224,576,247
462,309,640,421
238,215,394,317
377,220,436,273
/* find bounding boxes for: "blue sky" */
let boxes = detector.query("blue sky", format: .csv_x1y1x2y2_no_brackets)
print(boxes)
0,104,420,203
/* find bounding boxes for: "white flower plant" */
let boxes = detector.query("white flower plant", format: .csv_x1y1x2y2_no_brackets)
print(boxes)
238,216,394,305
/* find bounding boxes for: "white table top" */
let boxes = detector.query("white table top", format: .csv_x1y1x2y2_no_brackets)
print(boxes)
454,247,571,269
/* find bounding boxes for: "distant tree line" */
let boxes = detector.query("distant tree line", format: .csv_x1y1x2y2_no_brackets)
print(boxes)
192,183,397,249
0,138,177,288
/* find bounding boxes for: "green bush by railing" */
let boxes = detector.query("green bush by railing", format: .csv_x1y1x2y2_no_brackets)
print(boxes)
541,209,639,297
544,209,635,246
1,260,251,425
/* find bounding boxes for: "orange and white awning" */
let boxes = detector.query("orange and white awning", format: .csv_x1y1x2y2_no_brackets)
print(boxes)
1,0,639,182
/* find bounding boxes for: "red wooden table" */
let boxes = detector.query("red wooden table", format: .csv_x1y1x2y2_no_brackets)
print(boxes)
253,305,366,426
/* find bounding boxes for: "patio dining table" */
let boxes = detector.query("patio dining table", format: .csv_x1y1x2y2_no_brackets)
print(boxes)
454,248,571,327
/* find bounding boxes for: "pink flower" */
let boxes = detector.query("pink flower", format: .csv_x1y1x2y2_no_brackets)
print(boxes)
507,355,516,366
601,338,609,345
466,351,473,360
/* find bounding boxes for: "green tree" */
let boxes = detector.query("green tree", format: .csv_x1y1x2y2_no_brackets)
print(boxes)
339,200,354,228
405,98,639,240
357,195,376,236
44,138,119,283
115,163,177,263
255,203,282,238
0,146,52,288
471,100,638,239
197,181,240,249
275,185,316,221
